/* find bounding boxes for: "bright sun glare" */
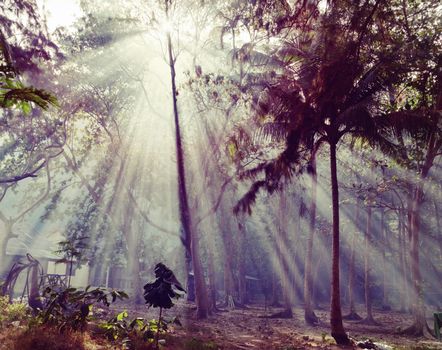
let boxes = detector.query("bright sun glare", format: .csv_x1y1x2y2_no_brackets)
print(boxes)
42,0,82,32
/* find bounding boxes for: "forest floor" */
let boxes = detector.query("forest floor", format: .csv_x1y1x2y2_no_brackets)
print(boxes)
1,301,442,349
109,301,442,350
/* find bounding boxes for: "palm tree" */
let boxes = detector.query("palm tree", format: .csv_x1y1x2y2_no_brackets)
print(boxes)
233,2,404,344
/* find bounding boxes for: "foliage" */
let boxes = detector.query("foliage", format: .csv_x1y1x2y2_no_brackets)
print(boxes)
39,285,128,332
143,263,185,309
55,236,89,266
0,296,29,328
0,77,57,112
100,310,177,349
0,0,62,189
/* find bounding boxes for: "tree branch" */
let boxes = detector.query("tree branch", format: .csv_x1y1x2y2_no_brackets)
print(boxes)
0,161,46,184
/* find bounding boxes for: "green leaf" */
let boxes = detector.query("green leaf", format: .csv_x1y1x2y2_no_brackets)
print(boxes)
20,101,31,115
116,310,128,321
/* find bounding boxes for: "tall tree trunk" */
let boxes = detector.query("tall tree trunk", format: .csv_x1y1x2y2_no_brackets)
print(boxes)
126,230,143,304
381,210,390,309
190,225,210,318
123,182,143,304
402,131,440,335
0,221,16,276
165,0,208,318
329,142,350,345
277,192,293,317
206,241,218,311
28,263,43,311
362,206,377,324
223,249,235,308
92,152,128,286
399,213,411,312
304,159,319,324
434,201,442,261
271,272,281,307
0,233,9,276
237,222,248,306
221,223,237,309
344,201,362,320
403,185,426,335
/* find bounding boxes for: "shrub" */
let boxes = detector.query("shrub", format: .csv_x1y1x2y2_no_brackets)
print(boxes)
100,310,172,350
40,285,128,332
0,296,29,328
143,263,185,349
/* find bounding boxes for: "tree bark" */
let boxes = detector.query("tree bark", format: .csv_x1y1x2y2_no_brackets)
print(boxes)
304,159,319,324
329,141,350,345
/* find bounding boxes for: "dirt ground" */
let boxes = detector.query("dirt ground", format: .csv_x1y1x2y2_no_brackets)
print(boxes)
2,301,442,349
111,302,442,350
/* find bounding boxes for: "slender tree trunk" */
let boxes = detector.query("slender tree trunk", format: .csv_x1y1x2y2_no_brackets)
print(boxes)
206,242,218,311
403,185,426,335
123,187,143,304
434,201,442,261
381,210,389,309
364,207,372,321
362,206,377,324
165,0,208,318
271,272,281,307
190,225,210,318
344,201,361,320
237,222,247,306
304,159,319,324
277,193,293,317
0,233,9,275
403,132,439,335
127,236,143,304
29,263,43,310
0,222,16,276
312,231,324,308
223,250,235,308
220,222,237,309
400,214,411,312
398,212,405,311
329,142,350,345
93,152,128,286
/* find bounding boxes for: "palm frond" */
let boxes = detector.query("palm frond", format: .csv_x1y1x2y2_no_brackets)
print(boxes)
1,86,58,110
376,109,436,140
254,121,290,143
